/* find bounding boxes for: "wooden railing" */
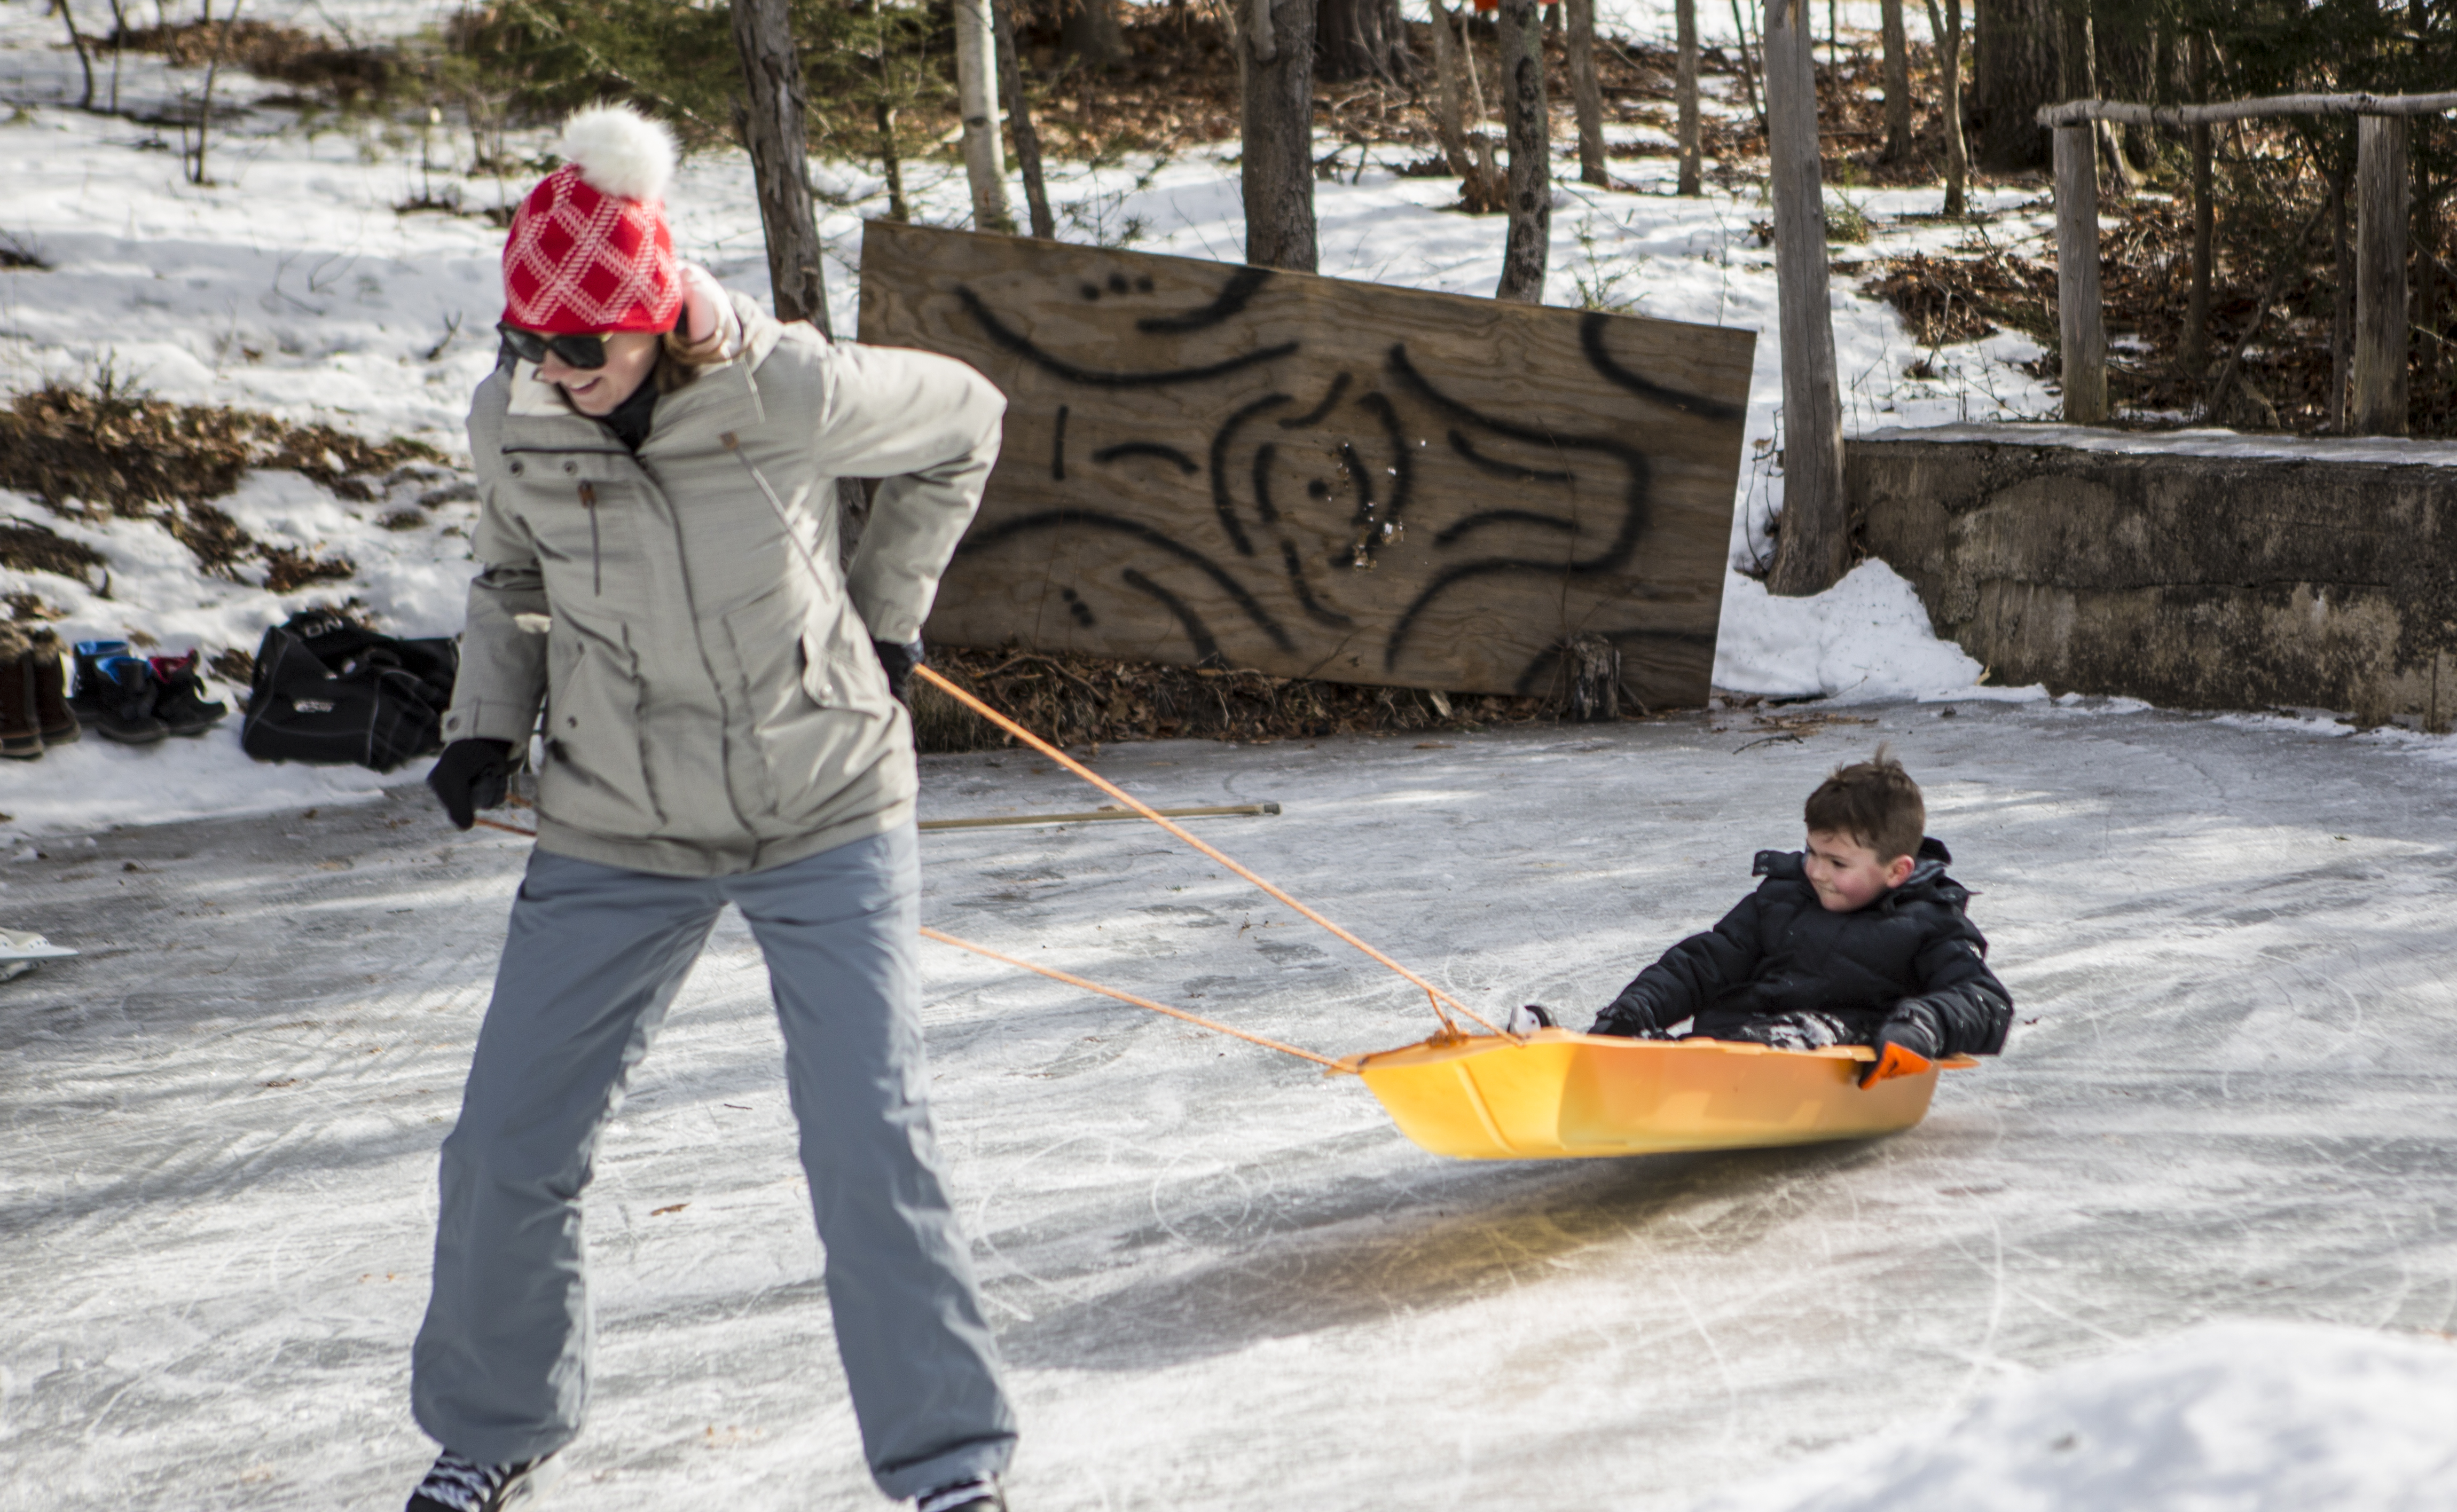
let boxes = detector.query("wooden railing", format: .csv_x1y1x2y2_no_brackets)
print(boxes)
2037,92,2457,435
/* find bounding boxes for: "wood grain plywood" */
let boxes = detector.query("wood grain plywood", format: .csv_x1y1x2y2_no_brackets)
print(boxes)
858,220,1753,701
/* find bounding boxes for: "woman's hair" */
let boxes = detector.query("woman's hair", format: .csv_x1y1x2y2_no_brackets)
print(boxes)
1803,743,1926,862
653,322,731,393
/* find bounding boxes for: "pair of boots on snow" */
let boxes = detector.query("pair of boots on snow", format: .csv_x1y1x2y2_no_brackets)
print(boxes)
404,1452,1003,1512
2,636,228,755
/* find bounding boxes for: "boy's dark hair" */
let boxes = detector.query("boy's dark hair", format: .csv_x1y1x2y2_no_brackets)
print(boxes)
1803,744,1925,862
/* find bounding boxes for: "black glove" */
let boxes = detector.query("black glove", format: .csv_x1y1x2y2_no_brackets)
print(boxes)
427,738,513,831
873,636,925,706
1859,1001,1945,1088
1589,988,1668,1040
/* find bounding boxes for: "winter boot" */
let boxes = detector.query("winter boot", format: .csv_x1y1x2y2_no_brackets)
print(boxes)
0,631,39,760
917,1475,1006,1512
27,629,78,747
147,650,227,737
68,639,130,727
405,1448,564,1512
88,654,169,745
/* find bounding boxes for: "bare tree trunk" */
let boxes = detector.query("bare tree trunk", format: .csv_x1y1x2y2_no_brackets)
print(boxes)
1240,0,1318,270
2416,129,2438,397
732,0,834,332
952,0,1013,232
189,0,238,185
1567,0,1607,187
1970,0,2056,171
1726,0,1764,130
55,0,95,111
992,0,1054,238
1676,0,1701,194
2183,29,2210,373
1764,0,1847,595
1493,0,1550,303
2330,184,2353,430
1879,0,1910,160
1062,0,1128,67
105,0,125,113
1921,0,1967,214
1426,0,1475,176
1317,0,1411,82
874,103,908,222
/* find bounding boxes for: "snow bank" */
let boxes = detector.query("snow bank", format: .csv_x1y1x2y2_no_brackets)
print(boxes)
1701,1321,2457,1512
0,726,396,849
1712,560,2041,703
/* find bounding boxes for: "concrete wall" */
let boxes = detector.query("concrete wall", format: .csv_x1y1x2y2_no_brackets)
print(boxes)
1848,425,2457,725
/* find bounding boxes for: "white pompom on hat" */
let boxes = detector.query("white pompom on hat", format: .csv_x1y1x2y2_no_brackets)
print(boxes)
500,103,684,336
556,103,677,202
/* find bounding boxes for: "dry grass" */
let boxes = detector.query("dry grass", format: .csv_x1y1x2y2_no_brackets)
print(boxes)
0,518,107,583
0,377,434,584
910,644,1651,754
108,20,395,106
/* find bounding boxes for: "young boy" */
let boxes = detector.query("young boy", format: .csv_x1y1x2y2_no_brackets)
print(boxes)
1587,747,2011,1085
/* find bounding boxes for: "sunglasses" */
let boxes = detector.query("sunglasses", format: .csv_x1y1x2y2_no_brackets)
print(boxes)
497,323,608,370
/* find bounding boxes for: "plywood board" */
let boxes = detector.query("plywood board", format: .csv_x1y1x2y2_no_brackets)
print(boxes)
858,220,1754,702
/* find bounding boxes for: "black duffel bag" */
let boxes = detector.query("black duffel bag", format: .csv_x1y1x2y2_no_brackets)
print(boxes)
239,611,459,771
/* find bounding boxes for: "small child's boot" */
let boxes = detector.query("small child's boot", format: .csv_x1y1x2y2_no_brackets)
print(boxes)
68,639,130,727
89,654,169,745
148,650,228,737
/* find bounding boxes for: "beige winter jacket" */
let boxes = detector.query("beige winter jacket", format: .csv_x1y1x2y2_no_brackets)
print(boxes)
441,294,1003,876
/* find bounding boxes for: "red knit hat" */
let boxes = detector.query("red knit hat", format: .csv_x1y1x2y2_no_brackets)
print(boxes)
501,105,683,336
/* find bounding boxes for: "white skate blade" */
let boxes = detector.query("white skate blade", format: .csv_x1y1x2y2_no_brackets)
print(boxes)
497,1453,568,1510
0,930,76,962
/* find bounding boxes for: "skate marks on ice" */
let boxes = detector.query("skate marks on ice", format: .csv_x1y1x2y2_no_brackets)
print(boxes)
857,221,1754,703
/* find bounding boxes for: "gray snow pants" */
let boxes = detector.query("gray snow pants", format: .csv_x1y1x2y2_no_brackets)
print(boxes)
410,826,1017,1498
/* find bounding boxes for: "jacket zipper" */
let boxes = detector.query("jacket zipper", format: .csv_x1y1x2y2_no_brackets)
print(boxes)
721,432,831,592
578,481,601,595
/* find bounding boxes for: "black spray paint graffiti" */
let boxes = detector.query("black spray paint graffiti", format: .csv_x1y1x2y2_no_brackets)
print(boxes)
952,270,1736,692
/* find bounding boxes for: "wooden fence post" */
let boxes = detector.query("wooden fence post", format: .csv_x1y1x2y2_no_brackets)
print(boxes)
2053,122,2108,422
2352,113,2410,435
1762,0,1847,597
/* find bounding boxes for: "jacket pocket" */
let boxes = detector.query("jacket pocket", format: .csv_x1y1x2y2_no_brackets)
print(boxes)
721,592,891,826
503,448,639,605
537,618,666,836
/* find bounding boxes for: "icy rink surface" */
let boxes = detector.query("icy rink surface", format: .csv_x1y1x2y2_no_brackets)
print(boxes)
4,700,2456,1510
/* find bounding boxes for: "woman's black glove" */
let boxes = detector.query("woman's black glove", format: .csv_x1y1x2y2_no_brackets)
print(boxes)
873,637,926,705
1859,1000,1945,1087
427,738,513,830
1589,988,1668,1039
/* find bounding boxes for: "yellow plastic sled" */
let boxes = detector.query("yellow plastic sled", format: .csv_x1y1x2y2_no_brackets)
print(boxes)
1341,1028,1978,1160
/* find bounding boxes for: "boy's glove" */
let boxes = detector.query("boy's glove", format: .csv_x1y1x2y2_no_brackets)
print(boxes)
1589,989,1670,1040
428,738,513,830
873,636,926,706
1859,1001,1945,1088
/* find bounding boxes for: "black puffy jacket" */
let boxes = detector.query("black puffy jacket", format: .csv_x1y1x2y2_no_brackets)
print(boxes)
1592,838,2012,1058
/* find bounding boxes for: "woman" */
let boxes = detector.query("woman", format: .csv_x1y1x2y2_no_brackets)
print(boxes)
407,105,1016,1512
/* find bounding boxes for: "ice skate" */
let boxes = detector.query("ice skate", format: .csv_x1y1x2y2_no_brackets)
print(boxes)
917,1474,1005,1512
404,1448,564,1512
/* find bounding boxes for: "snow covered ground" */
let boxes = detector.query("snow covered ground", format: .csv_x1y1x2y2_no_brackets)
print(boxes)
5,700,2457,1509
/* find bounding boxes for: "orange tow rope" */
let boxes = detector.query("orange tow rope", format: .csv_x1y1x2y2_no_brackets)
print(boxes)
919,925,1346,1070
913,665,1505,1041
